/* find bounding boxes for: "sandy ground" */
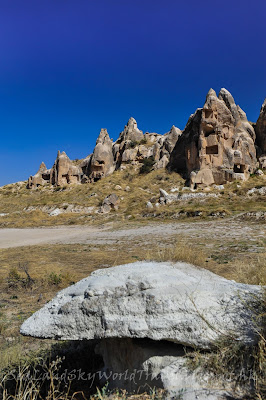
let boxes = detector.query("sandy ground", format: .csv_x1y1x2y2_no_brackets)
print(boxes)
0,219,265,248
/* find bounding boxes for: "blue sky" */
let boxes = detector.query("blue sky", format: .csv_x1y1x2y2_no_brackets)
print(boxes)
0,0,265,185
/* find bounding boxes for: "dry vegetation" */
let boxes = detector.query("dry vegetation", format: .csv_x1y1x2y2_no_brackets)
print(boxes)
0,169,265,228
0,170,265,399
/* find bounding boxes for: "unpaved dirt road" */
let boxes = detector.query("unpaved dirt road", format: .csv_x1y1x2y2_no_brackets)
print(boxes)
0,219,265,249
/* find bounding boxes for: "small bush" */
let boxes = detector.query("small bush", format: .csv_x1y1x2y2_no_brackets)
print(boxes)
7,267,22,289
139,156,155,174
47,272,62,285
139,137,147,145
128,140,138,148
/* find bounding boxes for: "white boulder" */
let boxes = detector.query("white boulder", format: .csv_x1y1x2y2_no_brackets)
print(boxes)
20,262,260,349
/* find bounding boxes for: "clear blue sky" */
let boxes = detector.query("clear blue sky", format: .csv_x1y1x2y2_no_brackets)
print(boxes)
0,0,265,186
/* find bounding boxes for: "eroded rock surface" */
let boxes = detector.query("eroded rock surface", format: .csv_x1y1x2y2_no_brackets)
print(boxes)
21,262,260,347
28,152,83,188
256,98,266,163
170,88,257,187
88,129,115,181
27,89,264,189
21,262,261,399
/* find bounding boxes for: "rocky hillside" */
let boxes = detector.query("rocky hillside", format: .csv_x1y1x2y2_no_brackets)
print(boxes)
27,88,266,190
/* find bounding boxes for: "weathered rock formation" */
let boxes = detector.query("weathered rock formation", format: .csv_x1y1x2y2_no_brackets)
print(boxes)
169,88,257,187
27,88,264,189
21,261,261,398
27,162,50,188
50,151,83,186
100,193,120,213
88,128,115,181
28,152,83,188
256,98,266,168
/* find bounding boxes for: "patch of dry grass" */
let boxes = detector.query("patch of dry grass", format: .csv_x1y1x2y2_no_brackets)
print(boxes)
186,288,266,399
1,170,265,228
146,241,207,268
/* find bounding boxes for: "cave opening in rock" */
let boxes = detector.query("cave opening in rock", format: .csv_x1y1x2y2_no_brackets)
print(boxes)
206,145,218,155
42,173,50,181
93,165,104,171
234,164,245,173
204,129,215,137
204,109,213,119
62,174,70,183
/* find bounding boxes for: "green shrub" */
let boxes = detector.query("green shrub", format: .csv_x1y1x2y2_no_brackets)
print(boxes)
139,156,155,174
47,272,62,285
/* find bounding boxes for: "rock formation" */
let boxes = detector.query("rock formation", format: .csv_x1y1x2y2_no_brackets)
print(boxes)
28,151,83,189
27,162,50,188
169,88,257,187
113,117,145,167
100,193,120,213
88,129,115,181
50,151,83,186
21,261,261,398
256,98,266,168
27,88,264,189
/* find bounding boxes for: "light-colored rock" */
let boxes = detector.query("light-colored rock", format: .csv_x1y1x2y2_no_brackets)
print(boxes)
158,188,219,204
247,186,266,196
28,152,85,189
26,89,263,190
213,185,224,190
121,148,138,163
49,208,63,216
154,154,169,170
100,193,120,213
255,169,264,176
159,188,169,198
163,125,182,153
118,117,144,143
27,162,51,189
170,88,257,187
93,338,238,398
50,151,83,186
89,129,115,181
20,262,261,398
258,154,266,169
20,261,260,349
114,185,122,190
160,359,232,400
146,201,153,209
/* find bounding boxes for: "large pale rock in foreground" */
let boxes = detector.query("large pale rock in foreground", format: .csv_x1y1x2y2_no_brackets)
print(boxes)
21,262,261,399
21,261,260,348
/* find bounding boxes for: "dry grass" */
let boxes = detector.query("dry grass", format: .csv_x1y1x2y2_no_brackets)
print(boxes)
0,234,265,369
0,170,265,228
146,241,207,267
186,288,266,399
0,176,265,399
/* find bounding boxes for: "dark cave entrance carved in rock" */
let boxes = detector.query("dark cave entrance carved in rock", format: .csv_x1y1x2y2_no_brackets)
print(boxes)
206,145,218,155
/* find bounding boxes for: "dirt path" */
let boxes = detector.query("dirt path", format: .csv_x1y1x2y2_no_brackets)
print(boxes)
0,219,264,249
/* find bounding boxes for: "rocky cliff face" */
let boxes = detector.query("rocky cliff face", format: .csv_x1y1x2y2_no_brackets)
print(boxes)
27,88,264,189
256,98,266,169
28,152,83,188
170,88,257,187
